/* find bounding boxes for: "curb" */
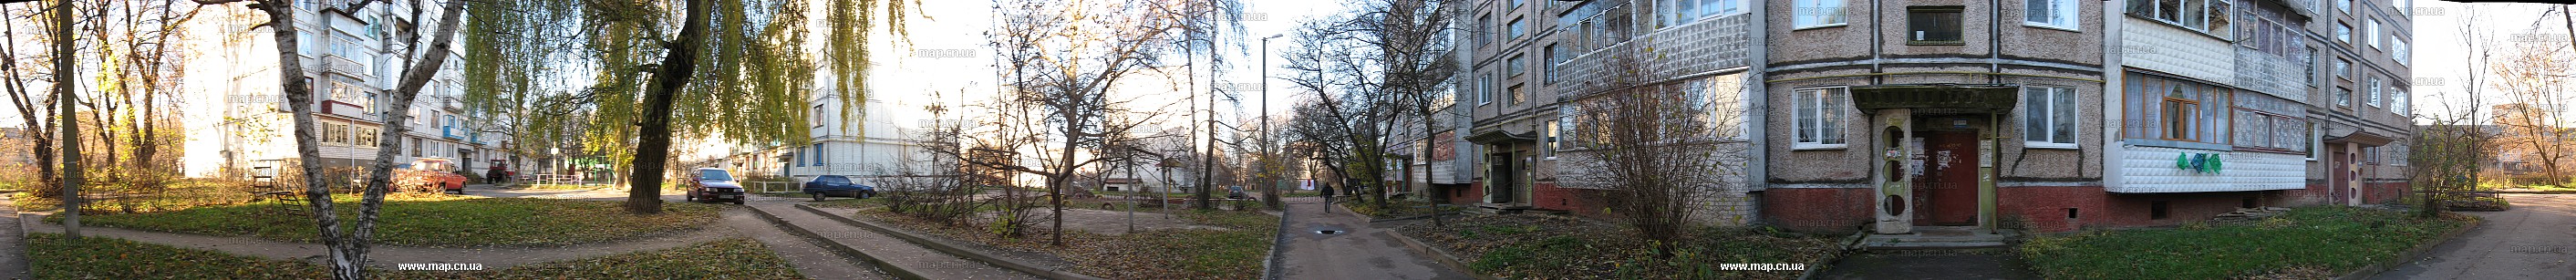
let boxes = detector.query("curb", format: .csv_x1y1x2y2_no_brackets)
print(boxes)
1384,227,1505,280
2334,215,2482,280
745,205,926,280
1262,203,1290,280
791,204,1108,280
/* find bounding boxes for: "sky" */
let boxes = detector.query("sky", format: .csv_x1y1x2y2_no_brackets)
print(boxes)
865,0,1350,130
2408,1,2569,122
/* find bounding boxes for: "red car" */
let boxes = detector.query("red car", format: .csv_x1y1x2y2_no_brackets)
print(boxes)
397,159,469,194
684,168,746,204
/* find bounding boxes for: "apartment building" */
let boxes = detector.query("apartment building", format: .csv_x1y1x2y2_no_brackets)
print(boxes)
1447,0,2412,233
177,2,519,179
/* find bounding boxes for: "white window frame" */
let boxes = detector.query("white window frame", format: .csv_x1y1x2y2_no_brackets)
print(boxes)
2023,0,2079,31
2393,88,2409,115
1794,0,1848,29
1792,87,1849,150
2023,86,2080,149
2367,76,2382,108
1478,73,1494,106
1542,119,1558,160
2393,38,2409,66
1661,0,1746,28
2365,18,2381,49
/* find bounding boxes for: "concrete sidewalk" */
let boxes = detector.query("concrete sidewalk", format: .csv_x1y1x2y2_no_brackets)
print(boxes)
0,196,27,278
719,204,894,279
1272,196,1474,280
745,203,1038,280
2372,193,2576,280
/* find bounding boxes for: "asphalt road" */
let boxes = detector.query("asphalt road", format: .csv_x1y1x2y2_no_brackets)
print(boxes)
2372,193,2576,280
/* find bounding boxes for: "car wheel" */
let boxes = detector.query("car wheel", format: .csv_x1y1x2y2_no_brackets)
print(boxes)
731,200,744,205
812,192,826,202
685,191,696,202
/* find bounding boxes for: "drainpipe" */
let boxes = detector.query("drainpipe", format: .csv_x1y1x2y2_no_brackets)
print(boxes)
1982,0,2003,234
1746,0,1770,223
1870,0,1883,85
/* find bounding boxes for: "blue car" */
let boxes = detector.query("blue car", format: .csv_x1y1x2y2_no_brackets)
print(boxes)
803,175,877,201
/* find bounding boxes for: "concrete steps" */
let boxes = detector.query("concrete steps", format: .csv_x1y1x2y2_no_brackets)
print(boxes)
746,203,1040,280
1857,226,2018,252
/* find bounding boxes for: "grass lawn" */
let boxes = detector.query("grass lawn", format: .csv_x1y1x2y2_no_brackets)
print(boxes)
1397,214,1840,280
854,207,1279,280
28,233,800,279
47,195,721,247
2018,206,2475,279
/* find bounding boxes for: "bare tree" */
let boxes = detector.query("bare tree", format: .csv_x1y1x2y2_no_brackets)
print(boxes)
1559,44,1753,251
2488,16,2575,184
927,0,1194,246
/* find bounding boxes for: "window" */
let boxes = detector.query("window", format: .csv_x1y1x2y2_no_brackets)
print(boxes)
1509,0,1522,10
1542,119,1558,159
1795,0,1847,28
2025,0,2077,30
2126,0,2232,36
2303,47,2319,85
2333,58,2351,80
2367,76,2382,108
815,143,826,166
2393,88,2409,115
2023,86,2078,148
1478,73,1495,105
2366,18,2381,49
1475,15,1490,47
1507,17,1525,40
1908,6,1964,44
2337,0,2350,12
1794,87,1848,148
410,138,422,157
812,104,825,128
1660,0,1743,28
356,126,378,148
1506,54,1526,78
2336,23,2352,44
2335,87,2354,108
1508,84,1526,106
410,108,423,124
2162,98,2198,140
1544,44,1564,83
2393,38,2409,66
2123,72,2229,143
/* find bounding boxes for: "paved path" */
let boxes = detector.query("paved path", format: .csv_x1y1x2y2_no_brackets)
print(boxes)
1273,196,1474,280
0,195,27,278
2373,193,2576,280
745,203,1040,279
719,203,894,279
1812,252,2039,280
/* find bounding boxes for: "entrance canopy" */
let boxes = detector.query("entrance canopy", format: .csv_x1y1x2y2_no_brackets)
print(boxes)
1466,130,1536,144
1850,84,2021,114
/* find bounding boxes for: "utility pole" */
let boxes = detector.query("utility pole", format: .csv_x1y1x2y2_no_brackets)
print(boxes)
1260,34,1281,210
51,0,81,239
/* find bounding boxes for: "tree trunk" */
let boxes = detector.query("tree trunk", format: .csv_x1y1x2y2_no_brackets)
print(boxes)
343,1,470,279
629,0,711,214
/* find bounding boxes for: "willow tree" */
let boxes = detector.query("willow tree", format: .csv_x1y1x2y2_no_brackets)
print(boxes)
466,0,908,213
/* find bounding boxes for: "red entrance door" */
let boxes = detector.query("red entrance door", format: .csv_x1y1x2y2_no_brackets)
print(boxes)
1915,130,1980,226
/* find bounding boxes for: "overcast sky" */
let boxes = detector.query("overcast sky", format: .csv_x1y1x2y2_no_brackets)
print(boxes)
2408,1,2568,123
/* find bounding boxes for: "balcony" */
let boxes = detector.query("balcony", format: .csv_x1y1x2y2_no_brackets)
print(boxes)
319,54,370,79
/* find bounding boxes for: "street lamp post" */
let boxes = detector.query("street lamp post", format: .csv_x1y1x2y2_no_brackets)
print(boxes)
1260,34,1281,210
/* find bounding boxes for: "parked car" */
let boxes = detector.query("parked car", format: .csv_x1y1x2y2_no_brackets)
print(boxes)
1225,185,1247,200
802,175,877,201
395,159,469,194
684,168,746,204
